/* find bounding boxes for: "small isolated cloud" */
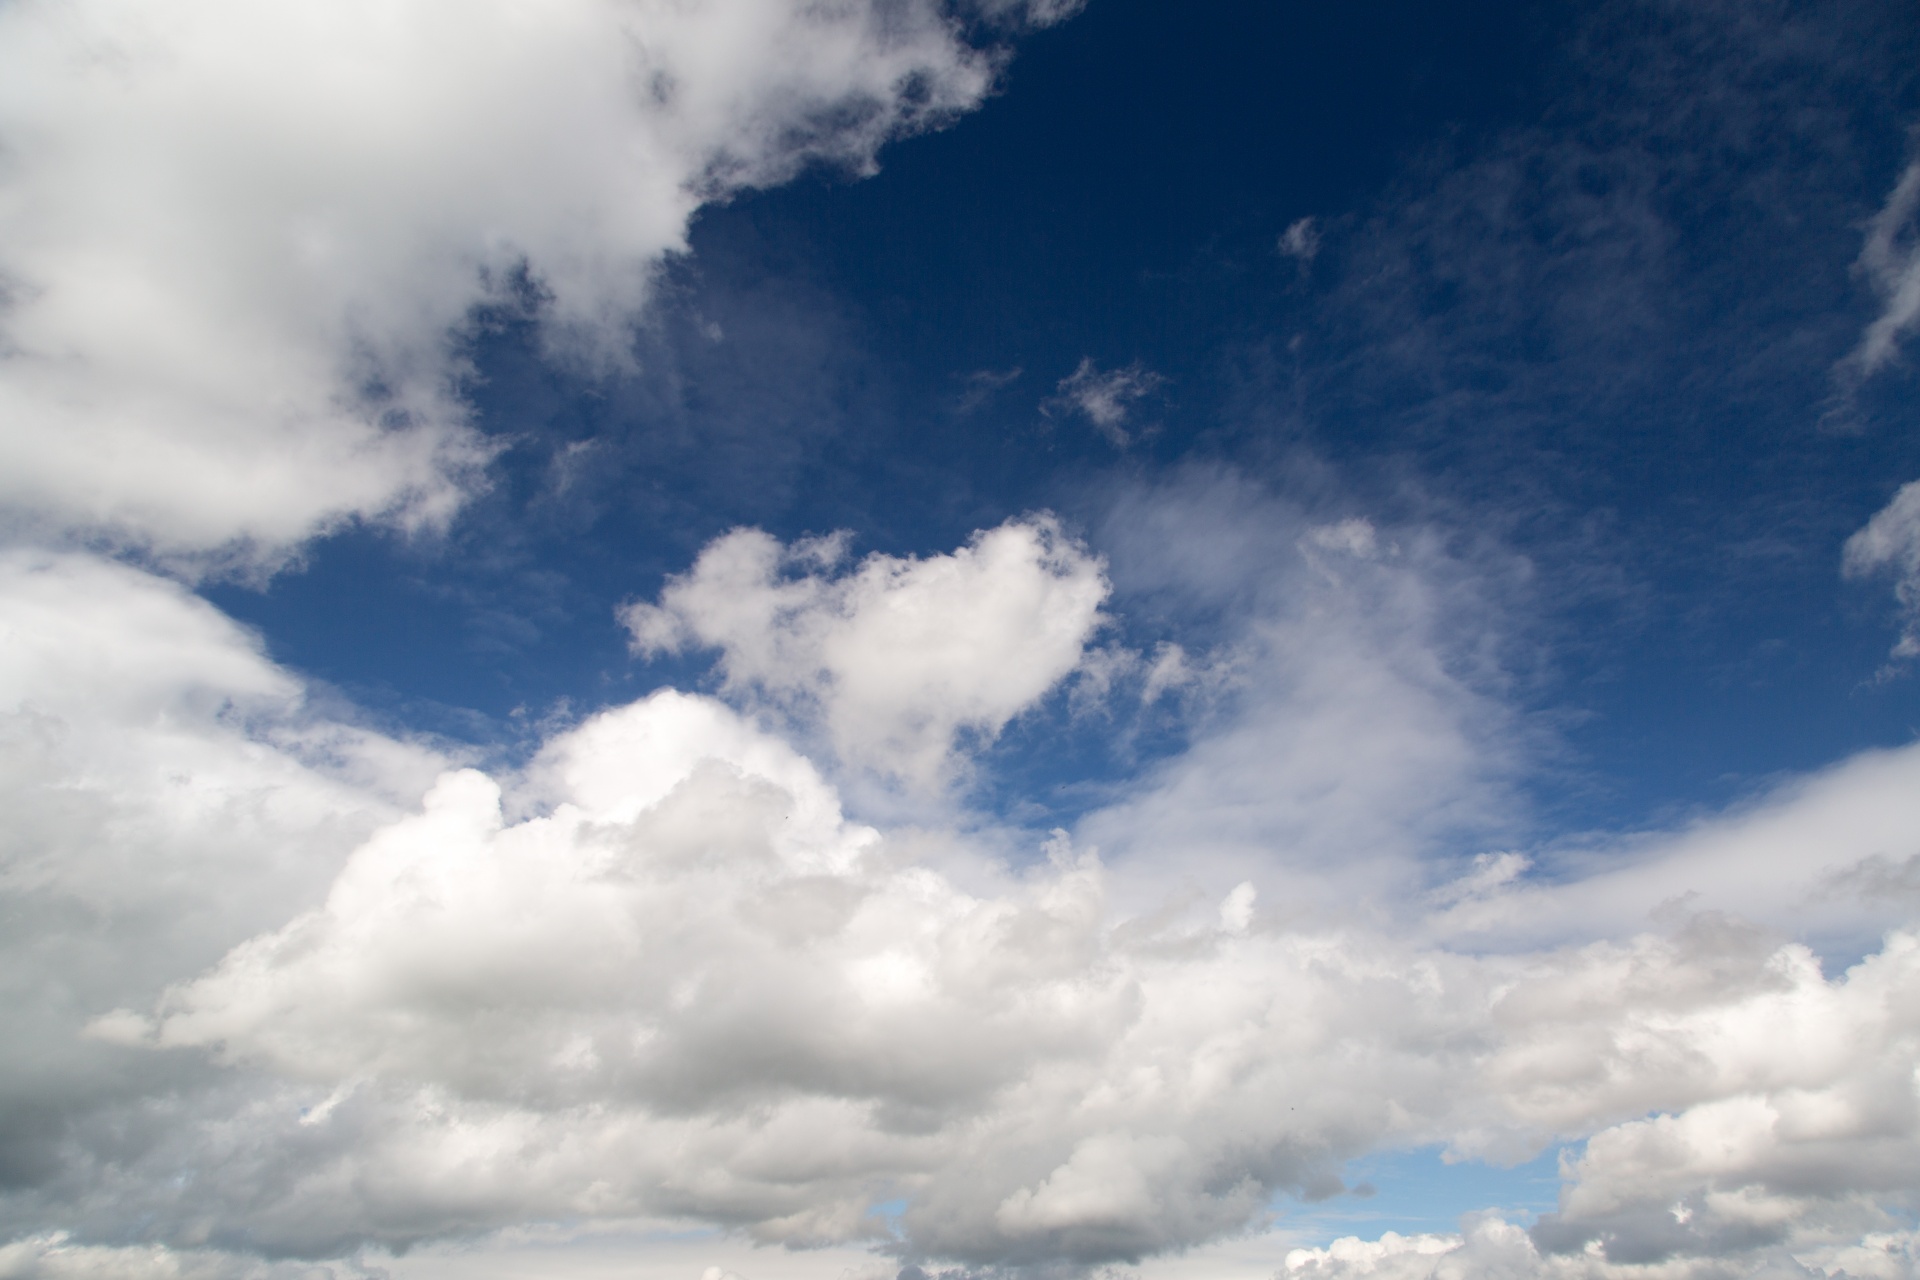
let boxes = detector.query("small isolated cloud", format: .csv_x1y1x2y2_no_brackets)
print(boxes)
954,366,1023,416
1044,358,1166,447
620,515,1109,786
1844,479,1920,662
1279,216,1322,264
1839,158,1920,382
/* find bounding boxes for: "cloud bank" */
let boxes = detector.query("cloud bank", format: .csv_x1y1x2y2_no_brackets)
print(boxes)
0,516,1911,1279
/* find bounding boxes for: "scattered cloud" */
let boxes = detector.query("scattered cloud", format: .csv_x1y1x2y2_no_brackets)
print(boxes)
1839,155,1920,383
954,367,1024,416
621,516,1109,787
1844,480,1920,662
1044,360,1166,448
1279,216,1322,264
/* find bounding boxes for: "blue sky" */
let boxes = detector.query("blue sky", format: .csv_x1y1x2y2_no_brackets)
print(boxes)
207,0,1920,818
4,1,1920,1278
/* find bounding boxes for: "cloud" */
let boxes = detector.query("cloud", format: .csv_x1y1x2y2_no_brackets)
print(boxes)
0,549,444,1237
1044,360,1166,448
1280,217,1322,263
1839,156,1920,383
1844,480,1920,661
1080,475,1530,912
8,528,1920,1280
0,0,1070,567
0,1234,376,1280
81,685,1920,1273
620,516,1109,787
955,367,1025,416
1425,737,1920,957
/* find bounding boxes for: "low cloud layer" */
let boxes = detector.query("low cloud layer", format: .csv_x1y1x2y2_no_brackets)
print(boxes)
0,0,1065,567
3,520,1917,1279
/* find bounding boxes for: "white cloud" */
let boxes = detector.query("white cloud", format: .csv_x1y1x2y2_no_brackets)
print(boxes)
1842,158,1920,381
1045,359,1166,447
1081,482,1526,913
620,516,1110,786
8,526,1920,1279
0,549,444,1238
1844,480,1920,661
1426,737,1920,956
86,694,1920,1273
0,1234,374,1280
0,0,1069,566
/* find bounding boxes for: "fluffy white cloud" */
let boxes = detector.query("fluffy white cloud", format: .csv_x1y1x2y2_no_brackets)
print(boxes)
1845,480,1920,661
621,516,1109,786
0,549,444,1236
8,525,1920,1280
0,0,1067,565
37,667,1906,1274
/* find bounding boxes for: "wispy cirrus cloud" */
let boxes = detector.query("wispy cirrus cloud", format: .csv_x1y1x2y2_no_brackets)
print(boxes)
1839,155,1920,384
1044,359,1166,448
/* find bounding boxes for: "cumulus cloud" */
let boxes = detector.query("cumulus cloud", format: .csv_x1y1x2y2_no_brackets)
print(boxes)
620,516,1109,786
0,549,444,1237
0,0,1070,566
9,527,1920,1280
1044,360,1166,447
1844,480,1920,662
68,682,1920,1274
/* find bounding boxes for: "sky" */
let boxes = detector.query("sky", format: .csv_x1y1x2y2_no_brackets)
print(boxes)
3,0,1920,1278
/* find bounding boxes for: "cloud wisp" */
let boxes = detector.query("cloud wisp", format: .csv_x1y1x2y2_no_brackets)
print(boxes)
1044,359,1167,448
1841,157,1920,384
